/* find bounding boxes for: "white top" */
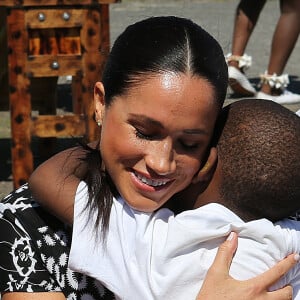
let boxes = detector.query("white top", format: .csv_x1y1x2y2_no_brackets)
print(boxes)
69,181,300,300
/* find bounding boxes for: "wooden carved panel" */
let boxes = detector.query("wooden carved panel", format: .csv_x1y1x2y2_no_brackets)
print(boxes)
0,0,119,7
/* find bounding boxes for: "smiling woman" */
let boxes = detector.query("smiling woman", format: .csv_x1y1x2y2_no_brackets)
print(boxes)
0,16,296,300
96,73,217,212
61,15,228,233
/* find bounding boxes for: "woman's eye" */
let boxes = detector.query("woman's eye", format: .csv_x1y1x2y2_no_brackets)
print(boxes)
180,141,199,151
134,128,155,140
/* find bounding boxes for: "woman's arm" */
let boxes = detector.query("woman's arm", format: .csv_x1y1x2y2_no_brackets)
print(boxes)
197,232,297,300
28,144,94,225
2,292,66,300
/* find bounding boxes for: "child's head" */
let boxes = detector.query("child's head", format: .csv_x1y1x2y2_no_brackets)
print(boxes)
214,99,300,222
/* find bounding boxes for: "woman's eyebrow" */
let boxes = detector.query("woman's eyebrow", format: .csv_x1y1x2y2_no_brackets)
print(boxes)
183,129,208,135
128,114,164,128
129,113,208,135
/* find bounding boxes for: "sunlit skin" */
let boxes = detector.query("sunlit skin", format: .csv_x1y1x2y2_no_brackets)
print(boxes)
95,72,219,212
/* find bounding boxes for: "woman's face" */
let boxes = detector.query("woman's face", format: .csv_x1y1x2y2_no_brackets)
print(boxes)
98,72,219,212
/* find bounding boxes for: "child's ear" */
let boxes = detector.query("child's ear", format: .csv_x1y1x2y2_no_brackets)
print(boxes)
192,147,217,184
94,81,105,125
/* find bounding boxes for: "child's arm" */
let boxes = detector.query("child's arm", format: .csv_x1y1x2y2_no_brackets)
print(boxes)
28,143,95,225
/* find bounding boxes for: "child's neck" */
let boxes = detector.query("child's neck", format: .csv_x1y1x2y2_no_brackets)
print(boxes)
166,182,217,214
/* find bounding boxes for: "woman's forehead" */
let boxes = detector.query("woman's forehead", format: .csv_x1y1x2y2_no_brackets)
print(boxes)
108,72,218,131
121,71,215,97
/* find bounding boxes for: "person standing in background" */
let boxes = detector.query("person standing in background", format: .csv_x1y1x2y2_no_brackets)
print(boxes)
227,0,300,104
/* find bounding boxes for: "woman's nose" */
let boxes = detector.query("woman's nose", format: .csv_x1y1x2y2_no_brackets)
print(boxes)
145,139,176,176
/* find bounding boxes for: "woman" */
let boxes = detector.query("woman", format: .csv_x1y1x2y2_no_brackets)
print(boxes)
0,16,296,299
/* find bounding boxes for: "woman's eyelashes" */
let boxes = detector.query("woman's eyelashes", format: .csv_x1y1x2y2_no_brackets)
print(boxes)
179,140,200,151
133,126,201,153
134,127,157,140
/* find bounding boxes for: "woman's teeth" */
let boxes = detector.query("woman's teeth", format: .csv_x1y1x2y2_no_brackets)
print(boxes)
135,172,170,187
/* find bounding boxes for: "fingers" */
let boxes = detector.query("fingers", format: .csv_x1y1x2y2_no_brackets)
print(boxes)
253,253,300,289
198,233,298,300
209,232,238,276
196,232,239,300
267,285,293,300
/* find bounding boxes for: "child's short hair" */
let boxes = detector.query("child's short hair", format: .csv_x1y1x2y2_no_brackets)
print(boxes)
215,99,300,222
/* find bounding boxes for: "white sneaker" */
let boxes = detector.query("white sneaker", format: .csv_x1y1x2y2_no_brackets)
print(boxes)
228,66,256,96
256,90,300,104
296,109,300,117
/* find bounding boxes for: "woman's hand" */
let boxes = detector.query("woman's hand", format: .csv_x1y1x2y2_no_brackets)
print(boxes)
197,232,298,300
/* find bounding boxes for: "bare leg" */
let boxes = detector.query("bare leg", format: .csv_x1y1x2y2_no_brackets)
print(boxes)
227,0,266,96
229,0,266,69
261,0,300,94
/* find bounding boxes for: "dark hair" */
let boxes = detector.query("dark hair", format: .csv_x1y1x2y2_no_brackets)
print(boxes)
103,16,228,107
215,99,300,222
84,16,228,234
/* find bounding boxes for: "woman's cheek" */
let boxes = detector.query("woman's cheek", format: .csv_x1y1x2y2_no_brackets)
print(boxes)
179,155,202,178
112,133,146,161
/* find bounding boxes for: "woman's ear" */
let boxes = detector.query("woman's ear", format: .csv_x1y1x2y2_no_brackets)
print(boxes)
94,81,105,125
192,147,217,184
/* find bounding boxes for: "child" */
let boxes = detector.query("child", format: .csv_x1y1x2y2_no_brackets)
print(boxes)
32,99,300,299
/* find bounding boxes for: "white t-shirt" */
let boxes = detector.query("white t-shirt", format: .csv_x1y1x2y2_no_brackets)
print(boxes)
69,181,300,300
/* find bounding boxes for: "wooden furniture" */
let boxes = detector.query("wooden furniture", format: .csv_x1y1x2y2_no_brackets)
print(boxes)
0,0,119,188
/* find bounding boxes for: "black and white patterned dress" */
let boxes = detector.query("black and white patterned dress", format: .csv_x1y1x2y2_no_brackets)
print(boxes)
0,184,115,299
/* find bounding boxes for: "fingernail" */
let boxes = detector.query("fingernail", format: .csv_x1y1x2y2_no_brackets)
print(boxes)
227,232,235,241
294,253,300,262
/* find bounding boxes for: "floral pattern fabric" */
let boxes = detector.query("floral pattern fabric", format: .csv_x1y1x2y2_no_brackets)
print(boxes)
0,184,114,299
